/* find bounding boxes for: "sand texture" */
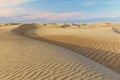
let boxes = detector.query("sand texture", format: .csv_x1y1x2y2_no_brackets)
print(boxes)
22,25,120,75
0,24,119,80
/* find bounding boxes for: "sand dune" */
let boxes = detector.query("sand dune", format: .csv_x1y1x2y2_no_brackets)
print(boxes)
13,24,63,35
85,22,120,28
0,24,118,79
22,26,120,74
40,24,63,28
112,26,120,34
13,24,40,35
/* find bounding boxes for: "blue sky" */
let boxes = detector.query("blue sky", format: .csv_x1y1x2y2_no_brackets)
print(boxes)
0,0,120,23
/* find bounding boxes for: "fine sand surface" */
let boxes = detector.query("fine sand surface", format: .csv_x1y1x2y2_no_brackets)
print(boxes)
24,24,120,74
0,24,119,80
112,26,120,34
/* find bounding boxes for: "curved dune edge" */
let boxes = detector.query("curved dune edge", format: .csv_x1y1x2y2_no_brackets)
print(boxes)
10,24,120,79
13,24,40,35
21,27,120,74
112,27,120,34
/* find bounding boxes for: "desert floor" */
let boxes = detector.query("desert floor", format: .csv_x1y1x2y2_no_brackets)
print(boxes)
0,23,120,80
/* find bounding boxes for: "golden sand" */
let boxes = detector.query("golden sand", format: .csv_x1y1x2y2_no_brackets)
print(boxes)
24,26,120,74
0,24,119,80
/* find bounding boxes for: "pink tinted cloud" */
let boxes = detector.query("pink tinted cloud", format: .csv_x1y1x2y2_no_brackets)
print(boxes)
0,0,32,7
23,12,86,20
0,8,28,17
1,9,120,21
0,9,16,17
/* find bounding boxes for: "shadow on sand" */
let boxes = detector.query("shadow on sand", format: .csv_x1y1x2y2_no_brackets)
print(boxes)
112,27,120,34
32,36,120,74
12,24,120,74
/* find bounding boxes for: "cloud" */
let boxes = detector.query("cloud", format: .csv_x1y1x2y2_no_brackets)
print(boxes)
1,7,120,23
1,9,120,23
0,0,32,7
0,9,89,22
0,8,27,17
0,9,15,17
23,12,86,20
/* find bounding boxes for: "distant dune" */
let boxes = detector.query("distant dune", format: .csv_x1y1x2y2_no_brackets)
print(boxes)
13,24,40,35
0,23,119,80
86,22,120,28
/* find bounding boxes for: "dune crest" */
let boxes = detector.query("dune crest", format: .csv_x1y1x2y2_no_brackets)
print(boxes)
19,26,120,74
112,26,120,34
13,24,40,35
0,25,119,80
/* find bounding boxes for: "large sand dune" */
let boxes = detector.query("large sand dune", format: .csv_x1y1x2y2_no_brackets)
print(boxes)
21,25,120,75
0,24,119,80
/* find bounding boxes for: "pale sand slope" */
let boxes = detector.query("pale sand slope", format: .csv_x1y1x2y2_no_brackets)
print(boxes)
0,26,119,80
112,26,120,34
85,22,120,28
25,27,120,74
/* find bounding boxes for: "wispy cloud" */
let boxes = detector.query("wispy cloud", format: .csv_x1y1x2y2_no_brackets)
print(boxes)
0,9,88,21
0,0,33,21
0,0,33,17
0,8,27,17
1,9,120,22
0,0,120,23
0,9,15,17
0,0,32,7
23,12,86,20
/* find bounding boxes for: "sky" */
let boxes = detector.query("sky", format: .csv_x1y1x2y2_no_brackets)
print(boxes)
0,0,120,23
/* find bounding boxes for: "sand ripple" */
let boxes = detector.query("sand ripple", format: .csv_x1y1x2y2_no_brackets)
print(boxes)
0,25,119,79
25,28,120,74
